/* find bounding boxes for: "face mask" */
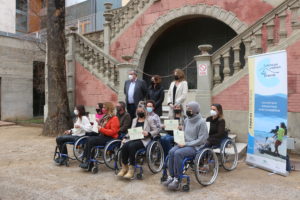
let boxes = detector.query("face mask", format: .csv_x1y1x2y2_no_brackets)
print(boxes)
96,109,101,113
210,110,217,116
102,108,107,114
116,106,122,113
146,107,153,113
128,75,133,80
186,110,193,117
74,110,79,115
137,112,145,118
174,109,181,114
174,75,179,80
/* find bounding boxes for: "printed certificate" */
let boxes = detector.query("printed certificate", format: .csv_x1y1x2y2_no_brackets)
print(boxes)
173,130,185,145
164,119,179,131
128,127,144,140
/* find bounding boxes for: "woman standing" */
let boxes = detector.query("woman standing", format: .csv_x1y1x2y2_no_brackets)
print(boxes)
206,104,226,147
147,75,165,116
55,105,92,165
79,102,120,169
167,69,188,119
117,104,159,179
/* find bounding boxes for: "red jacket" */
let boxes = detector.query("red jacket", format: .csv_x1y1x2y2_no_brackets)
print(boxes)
99,116,120,139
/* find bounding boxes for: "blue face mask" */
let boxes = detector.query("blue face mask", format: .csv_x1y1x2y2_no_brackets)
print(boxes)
146,107,153,113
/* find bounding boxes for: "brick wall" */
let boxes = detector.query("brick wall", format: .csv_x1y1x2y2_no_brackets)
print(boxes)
75,62,118,107
110,0,274,61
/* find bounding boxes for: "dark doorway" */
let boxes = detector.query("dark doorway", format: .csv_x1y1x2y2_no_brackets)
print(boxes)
143,17,237,89
33,61,45,116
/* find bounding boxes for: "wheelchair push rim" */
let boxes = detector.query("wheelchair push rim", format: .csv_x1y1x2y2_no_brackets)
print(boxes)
104,139,121,170
73,136,89,162
146,141,164,174
194,148,219,186
221,139,238,171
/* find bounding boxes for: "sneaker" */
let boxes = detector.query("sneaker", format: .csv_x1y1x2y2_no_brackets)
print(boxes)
168,178,180,190
162,176,173,186
79,162,89,169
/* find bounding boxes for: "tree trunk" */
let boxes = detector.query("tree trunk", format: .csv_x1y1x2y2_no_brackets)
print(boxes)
43,0,72,136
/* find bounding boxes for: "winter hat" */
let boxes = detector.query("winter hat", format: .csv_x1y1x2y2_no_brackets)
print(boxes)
186,101,200,114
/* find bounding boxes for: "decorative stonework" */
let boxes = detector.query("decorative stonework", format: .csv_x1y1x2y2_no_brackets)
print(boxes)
132,4,248,71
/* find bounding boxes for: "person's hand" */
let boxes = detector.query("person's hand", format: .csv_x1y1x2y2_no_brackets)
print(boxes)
95,118,100,124
64,130,70,134
178,144,185,148
161,124,165,129
178,125,183,130
98,126,102,130
169,104,174,109
142,131,149,137
122,138,127,144
74,124,80,128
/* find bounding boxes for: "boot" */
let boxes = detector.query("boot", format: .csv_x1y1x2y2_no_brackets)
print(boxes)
123,165,135,179
117,163,129,177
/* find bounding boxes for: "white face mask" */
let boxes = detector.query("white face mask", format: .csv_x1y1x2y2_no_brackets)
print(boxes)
74,110,79,115
210,110,217,116
128,75,133,80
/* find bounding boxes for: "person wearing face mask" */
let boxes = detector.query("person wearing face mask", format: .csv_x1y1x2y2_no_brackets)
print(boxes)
95,103,104,122
162,101,208,190
117,104,159,179
167,69,188,119
205,104,226,147
147,75,164,116
145,100,161,132
79,102,120,169
116,101,131,139
55,105,92,165
160,104,185,157
124,70,147,120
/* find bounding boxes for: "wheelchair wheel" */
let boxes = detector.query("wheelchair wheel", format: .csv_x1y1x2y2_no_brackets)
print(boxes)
104,139,121,170
91,166,99,174
146,141,164,173
73,136,89,162
53,146,60,161
194,148,219,186
136,173,143,180
221,139,238,171
94,148,105,164
182,184,190,192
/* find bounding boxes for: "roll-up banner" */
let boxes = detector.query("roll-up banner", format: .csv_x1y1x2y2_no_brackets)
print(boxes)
246,50,288,176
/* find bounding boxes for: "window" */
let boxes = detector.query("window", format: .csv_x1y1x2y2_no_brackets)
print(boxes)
16,0,28,32
79,20,91,34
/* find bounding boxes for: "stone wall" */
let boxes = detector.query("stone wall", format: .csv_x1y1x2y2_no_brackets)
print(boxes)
0,35,44,120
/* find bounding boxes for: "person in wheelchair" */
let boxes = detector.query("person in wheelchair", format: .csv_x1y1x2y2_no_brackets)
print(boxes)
160,103,185,157
205,103,226,147
55,105,92,165
145,99,161,132
117,103,159,179
116,101,131,139
79,102,120,169
162,101,208,190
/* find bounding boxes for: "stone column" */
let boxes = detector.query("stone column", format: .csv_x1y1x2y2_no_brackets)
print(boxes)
66,27,77,112
194,44,213,117
103,3,113,54
116,56,137,101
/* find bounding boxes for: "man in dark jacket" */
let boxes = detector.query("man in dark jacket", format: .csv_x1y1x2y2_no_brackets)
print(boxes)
116,101,131,138
124,70,147,119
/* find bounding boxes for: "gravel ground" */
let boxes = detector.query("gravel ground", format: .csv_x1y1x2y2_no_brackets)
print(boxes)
0,125,300,200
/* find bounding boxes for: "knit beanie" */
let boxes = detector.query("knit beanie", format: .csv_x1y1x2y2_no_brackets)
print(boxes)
186,101,200,114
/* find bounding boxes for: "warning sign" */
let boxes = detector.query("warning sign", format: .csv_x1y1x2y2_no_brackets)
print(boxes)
198,64,207,76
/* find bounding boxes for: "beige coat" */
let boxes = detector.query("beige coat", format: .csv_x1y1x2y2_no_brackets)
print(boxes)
167,80,188,118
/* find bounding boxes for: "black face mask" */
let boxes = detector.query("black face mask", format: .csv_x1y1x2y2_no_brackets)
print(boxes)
174,109,181,114
96,109,101,113
137,112,145,118
116,107,122,113
186,110,193,117
174,75,179,80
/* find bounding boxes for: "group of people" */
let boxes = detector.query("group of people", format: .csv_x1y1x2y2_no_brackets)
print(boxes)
54,69,228,191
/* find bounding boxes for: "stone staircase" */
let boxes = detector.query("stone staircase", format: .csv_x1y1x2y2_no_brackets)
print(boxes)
211,0,300,95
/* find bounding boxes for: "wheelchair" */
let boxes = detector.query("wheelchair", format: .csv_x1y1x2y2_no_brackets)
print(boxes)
114,136,165,179
53,135,89,166
161,137,238,191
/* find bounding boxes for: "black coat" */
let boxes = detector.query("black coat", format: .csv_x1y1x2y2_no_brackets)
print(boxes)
206,116,226,146
147,84,164,116
124,79,147,106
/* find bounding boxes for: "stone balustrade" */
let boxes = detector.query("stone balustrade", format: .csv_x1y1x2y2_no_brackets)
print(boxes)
70,32,120,92
84,30,104,49
211,0,300,88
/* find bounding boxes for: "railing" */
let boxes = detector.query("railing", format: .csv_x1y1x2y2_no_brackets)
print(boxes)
84,30,104,49
71,32,120,92
211,0,300,87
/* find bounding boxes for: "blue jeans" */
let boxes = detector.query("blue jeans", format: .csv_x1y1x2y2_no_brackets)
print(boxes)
161,134,174,157
168,146,196,178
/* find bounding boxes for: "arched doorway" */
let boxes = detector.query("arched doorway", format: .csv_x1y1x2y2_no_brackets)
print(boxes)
143,17,237,89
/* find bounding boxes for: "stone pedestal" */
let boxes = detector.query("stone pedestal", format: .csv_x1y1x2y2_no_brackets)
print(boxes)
194,45,213,117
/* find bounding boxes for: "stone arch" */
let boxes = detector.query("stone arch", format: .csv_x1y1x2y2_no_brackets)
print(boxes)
132,4,247,71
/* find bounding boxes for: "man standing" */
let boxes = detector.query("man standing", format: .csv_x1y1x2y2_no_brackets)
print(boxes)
124,70,147,119
116,101,131,138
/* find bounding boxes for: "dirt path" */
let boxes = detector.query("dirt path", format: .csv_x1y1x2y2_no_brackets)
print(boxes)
0,125,299,200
